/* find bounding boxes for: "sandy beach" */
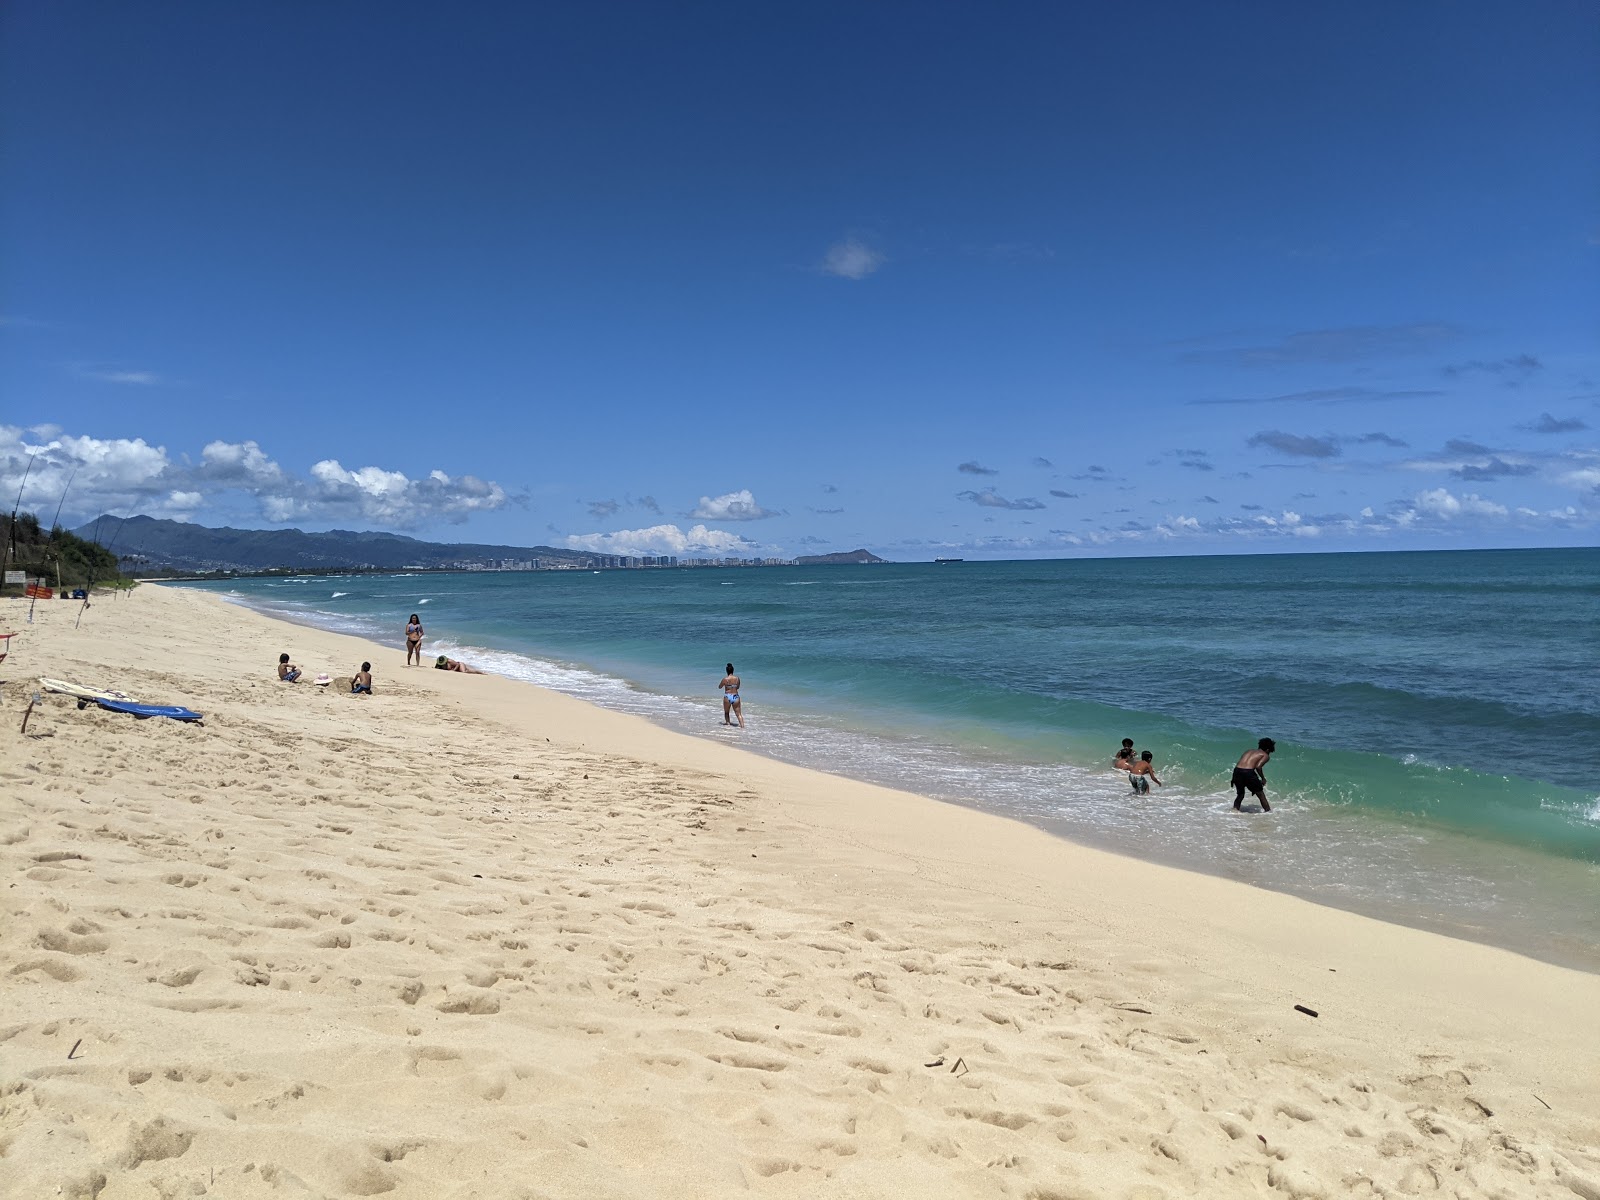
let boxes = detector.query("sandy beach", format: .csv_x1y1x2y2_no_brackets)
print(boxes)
2,584,1597,1200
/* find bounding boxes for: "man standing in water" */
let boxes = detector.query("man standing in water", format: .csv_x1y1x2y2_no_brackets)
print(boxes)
720,663,744,728
1232,738,1276,812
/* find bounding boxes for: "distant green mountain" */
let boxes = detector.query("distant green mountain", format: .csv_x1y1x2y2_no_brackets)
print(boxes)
794,548,888,565
72,514,594,573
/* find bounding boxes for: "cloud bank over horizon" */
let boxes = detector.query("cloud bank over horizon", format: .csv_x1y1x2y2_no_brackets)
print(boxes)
4,420,1597,559
1,425,509,530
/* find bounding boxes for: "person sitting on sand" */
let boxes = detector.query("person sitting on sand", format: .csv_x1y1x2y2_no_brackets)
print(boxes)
277,653,302,683
1232,738,1276,812
1128,750,1162,794
405,614,424,667
1114,738,1135,769
351,662,373,695
435,654,484,674
719,663,744,728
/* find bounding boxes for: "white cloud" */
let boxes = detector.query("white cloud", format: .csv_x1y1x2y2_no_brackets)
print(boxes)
77,367,161,386
563,523,759,557
818,238,884,280
199,439,286,486
0,425,508,529
689,489,778,521
1412,487,1508,520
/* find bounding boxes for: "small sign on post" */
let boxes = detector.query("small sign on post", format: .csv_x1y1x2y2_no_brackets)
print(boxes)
3,570,24,586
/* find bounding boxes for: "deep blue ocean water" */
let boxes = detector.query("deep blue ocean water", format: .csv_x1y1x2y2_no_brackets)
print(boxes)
181,547,1600,969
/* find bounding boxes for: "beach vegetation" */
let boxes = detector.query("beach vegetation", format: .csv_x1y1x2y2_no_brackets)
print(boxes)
2,511,130,592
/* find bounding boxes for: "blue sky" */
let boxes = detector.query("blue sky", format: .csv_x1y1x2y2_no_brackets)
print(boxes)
3,1,1596,559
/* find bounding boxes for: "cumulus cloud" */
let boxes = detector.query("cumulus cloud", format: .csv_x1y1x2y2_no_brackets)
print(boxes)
1247,431,1341,458
0,425,509,529
563,523,759,557
1408,488,1508,520
587,499,621,519
1397,438,1541,483
958,461,998,475
1522,412,1588,434
818,238,884,280
293,460,506,526
957,489,1045,511
689,489,778,521
1558,465,1600,492
1452,457,1534,481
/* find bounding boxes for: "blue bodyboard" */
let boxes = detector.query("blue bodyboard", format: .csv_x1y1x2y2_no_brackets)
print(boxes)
96,698,204,723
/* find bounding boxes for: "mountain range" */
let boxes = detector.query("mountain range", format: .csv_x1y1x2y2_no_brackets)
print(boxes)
73,515,597,573
73,515,890,573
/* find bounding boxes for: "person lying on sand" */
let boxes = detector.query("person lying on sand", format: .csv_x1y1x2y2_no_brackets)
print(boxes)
435,655,484,674
351,662,373,695
277,653,302,682
1128,750,1162,794
1232,738,1275,812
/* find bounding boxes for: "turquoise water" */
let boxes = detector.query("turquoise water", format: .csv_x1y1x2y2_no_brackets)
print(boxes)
183,548,1600,969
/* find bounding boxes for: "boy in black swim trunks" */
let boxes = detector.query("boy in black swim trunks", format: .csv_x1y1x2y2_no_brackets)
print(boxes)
1232,738,1275,812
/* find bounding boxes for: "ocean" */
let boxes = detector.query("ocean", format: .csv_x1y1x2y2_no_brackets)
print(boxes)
181,547,1600,970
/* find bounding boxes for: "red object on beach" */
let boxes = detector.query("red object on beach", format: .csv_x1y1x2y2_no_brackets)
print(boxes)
24,584,52,600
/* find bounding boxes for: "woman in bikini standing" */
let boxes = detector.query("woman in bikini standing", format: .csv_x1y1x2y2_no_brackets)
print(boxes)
405,613,424,667
720,663,744,728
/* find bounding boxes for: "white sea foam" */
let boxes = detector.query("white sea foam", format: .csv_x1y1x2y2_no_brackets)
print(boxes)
331,592,349,599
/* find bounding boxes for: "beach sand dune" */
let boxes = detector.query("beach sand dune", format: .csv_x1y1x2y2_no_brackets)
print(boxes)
2,586,1597,1198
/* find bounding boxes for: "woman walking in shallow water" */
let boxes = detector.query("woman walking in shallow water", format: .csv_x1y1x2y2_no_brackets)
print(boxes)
405,613,424,667
720,663,744,728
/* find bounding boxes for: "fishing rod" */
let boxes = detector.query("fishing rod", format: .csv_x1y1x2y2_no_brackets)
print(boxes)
47,468,76,536
5,450,37,583
77,513,128,628
28,466,75,623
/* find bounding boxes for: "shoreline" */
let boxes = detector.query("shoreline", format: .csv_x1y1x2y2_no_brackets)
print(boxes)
201,580,1600,976
3,584,1598,1197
